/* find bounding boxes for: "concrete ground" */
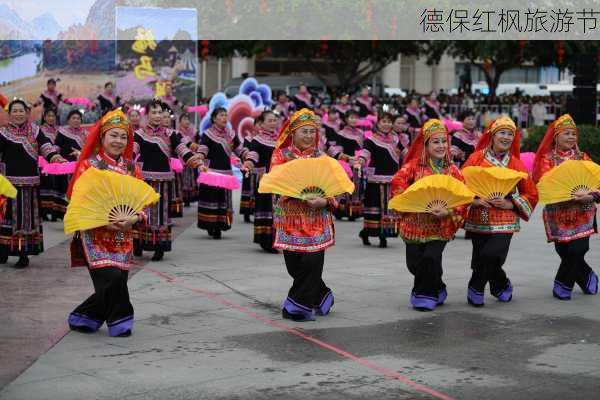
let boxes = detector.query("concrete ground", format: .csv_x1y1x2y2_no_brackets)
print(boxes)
2,195,600,400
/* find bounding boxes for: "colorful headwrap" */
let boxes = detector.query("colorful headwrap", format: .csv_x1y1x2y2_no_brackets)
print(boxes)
100,108,129,136
67,108,133,198
275,108,320,149
475,116,521,158
403,118,449,167
532,114,579,182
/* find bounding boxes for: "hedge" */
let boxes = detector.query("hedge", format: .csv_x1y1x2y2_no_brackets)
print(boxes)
522,125,600,163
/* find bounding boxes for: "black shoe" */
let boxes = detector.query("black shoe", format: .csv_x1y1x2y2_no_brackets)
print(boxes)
13,256,29,269
117,330,132,337
261,245,278,254
359,230,371,246
467,298,484,308
70,324,95,334
211,230,222,239
184,201,190,207
151,249,164,261
414,306,433,312
378,236,387,248
244,214,252,223
133,247,142,257
51,215,57,222
349,215,356,222
0,253,7,264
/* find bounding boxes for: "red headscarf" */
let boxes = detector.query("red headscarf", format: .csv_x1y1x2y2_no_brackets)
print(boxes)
532,114,578,182
67,109,134,198
403,118,451,168
275,108,320,150
474,116,521,159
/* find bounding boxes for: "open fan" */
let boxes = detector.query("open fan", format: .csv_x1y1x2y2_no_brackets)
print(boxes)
537,160,600,205
388,174,474,213
64,167,160,234
0,175,17,199
462,166,528,200
258,155,354,200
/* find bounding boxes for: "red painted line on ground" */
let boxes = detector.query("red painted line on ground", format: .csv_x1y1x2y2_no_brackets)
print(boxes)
136,264,455,400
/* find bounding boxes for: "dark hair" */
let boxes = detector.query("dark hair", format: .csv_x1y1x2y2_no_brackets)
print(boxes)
210,107,227,123
377,112,394,123
327,108,338,116
145,99,164,113
255,110,275,124
104,82,113,89
344,109,360,122
47,78,57,85
179,112,191,122
41,107,57,125
67,109,83,121
459,109,475,121
8,99,29,113
392,114,405,124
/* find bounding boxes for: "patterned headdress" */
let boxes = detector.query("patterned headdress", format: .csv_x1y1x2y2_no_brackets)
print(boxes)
275,108,320,149
532,114,579,182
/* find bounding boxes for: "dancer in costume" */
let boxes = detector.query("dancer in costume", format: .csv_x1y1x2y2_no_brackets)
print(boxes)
354,86,375,118
532,114,599,299
67,109,143,337
392,114,412,152
161,107,183,219
133,100,201,260
196,107,253,239
97,82,121,117
391,119,468,311
292,84,313,110
53,109,87,220
356,112,405,248
38,107,60,221
0,99,64,268
328,110,364,221
34,78,64,118
423,91,443,120
271,108,336,321
403,97,425,142
239,122,257,223
462,117,538,307
246,110,279,253
451,110,481,168
177,113,200,206
333,93,352,118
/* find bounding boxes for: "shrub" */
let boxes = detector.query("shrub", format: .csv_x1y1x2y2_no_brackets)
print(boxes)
522,125,600,163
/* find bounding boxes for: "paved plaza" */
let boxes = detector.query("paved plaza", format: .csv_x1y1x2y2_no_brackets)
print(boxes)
2,195,600,400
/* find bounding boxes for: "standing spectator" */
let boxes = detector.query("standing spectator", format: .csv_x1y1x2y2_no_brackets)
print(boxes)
531,98,548,127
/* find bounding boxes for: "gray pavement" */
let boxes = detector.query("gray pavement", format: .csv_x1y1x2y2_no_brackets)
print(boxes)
2,197,600,399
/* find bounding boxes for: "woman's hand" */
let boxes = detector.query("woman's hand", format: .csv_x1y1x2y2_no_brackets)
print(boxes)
489,198,514,210
472,198,492,208
189,142,200,152
108,216,139,232
187,154,204,168
429,207,450,218
241,160,254,173
306,197,328,209
50,154,67,163
70,148,81,159
573,190,594,204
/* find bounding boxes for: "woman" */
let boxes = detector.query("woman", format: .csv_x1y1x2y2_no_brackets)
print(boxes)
391,114,412,151
322,108,341,150
0,99,63,268
292,84,313,110
38,107,60,221
127,105,143,132
391,119,467,311
532,114,599,299
161,107,183,218
34,78,64,118
403,97,425,140
133,100,200,261
246,110,279,253
451,110,481,168
271,109,337,321
67,109,144,337
239,122,257,223
423,91,443,120
357,112,406,248
97,82,121,116
354,86,375,118
196,107,253,239
177,113,199,206
328,110,364,221
333,93,352,118
54,109,87,220
462,116,538,307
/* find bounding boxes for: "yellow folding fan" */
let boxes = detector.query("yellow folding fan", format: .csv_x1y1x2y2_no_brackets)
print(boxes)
258,155,354,200
64,167,160,234
0,175,17,199
537,160,600,205
462,166,528,200
388,174,474,213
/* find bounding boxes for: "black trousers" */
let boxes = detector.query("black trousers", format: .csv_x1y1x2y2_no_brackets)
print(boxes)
405,240,447,299
69,267,134,337
554,237,596,293
283,251,330,309
468,233,512,296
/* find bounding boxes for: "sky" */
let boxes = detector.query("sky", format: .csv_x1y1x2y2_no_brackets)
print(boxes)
0,0,96,28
